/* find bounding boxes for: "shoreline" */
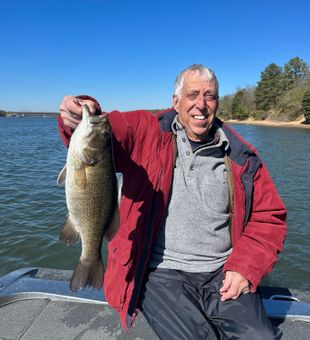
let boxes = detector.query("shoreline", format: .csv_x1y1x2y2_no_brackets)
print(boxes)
225,117,310,129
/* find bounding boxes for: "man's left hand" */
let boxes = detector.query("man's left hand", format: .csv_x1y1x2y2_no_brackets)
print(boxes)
220,271,250,301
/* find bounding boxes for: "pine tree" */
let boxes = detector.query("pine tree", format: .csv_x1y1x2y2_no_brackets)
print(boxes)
284,57,310,86
254,63,284,111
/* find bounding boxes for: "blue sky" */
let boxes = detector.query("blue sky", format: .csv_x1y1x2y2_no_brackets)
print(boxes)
1,0,309,112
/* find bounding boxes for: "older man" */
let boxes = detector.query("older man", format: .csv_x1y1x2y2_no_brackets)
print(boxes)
59,64,286,339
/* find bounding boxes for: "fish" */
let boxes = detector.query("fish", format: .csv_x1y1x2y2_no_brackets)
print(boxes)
57,104,119,292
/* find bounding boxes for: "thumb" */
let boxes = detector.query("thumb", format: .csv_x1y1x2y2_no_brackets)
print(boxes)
77,99,98,115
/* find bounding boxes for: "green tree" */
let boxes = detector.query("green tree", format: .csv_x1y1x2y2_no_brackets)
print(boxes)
284,57,310,86
231,90,249,120
302,90,310,123
254,63,284,111
276,86,305,121
218,94,233,120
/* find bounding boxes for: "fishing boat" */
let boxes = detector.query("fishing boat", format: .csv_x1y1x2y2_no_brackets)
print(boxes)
0,267,309,339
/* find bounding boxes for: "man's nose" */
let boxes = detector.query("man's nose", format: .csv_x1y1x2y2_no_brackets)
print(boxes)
195,95,206,109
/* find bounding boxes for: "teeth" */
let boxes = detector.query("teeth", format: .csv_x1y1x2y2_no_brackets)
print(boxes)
193,115,206,120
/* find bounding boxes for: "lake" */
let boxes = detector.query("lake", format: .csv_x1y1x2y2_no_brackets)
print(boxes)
0,117,309,289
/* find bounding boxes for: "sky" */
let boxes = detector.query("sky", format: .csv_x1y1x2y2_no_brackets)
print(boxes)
1,0,310,112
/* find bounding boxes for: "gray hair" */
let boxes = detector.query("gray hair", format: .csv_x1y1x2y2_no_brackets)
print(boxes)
174,64,219,97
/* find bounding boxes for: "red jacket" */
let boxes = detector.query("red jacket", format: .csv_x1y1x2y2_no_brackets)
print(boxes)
58,101,286,330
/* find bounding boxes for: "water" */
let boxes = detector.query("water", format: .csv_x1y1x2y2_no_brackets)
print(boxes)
0,118,309,289
0,118,84,273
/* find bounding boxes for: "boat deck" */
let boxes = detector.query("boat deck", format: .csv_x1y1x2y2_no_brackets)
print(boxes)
0,268,309,339
0,298,155,339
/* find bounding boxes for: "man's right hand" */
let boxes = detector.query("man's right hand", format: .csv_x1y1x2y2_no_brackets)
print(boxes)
60,96,98,129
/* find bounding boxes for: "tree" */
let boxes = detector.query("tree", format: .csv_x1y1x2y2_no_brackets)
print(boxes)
231,90,249,120
241,86,256,113
284,57,310,86
276,87,305,121
218,94,233,120
302,90,310,123
254,63,284,111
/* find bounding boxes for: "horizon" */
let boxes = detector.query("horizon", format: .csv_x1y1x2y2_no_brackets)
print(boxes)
1,0,310,112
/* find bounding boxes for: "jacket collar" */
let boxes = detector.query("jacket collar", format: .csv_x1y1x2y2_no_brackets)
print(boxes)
158,109,260,168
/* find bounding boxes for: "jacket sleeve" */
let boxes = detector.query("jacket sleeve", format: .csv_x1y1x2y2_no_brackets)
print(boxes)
108,109,155,173
223,163,287,291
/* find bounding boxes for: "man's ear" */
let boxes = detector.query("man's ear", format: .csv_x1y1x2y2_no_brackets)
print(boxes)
173,95,179,112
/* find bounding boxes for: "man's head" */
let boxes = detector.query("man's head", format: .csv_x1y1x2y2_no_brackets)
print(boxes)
173,64,219,142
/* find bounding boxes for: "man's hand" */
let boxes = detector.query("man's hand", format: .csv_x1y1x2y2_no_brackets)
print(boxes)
220,271,250,301
60,96,97,129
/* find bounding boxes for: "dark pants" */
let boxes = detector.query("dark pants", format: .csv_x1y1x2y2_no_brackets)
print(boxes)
141,268,281,340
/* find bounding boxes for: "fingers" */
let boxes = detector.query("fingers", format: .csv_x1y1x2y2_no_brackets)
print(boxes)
60,95,82,116
220,283,243,301
242,288,250,294
219,276,232,294
77,99,97,114
60,112,81,129
59,96,81,129
59,96,98,129
220,271,250,301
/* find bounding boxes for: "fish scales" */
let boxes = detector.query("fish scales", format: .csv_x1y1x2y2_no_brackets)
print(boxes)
57,104,118,292
66,155,116,257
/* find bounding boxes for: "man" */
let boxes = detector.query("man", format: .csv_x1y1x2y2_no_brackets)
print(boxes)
59,64,286,339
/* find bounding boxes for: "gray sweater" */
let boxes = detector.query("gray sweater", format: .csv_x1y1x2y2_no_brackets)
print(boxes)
149,118,232,272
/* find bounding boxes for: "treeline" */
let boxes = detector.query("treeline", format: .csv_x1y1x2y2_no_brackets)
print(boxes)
218,57,310,123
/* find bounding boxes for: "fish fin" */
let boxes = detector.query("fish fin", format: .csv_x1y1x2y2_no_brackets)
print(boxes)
59,216,80,245
74,166,87,189
103,206,120,241
56,165,67,187
70,257,104,292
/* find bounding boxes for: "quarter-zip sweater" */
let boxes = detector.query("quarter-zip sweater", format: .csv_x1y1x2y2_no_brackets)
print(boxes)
58,99,287,330
150,118,232,272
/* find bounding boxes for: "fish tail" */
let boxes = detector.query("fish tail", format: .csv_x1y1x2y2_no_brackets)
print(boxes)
70,257,104,292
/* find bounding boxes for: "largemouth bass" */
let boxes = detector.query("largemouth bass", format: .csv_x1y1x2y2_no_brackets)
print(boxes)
57,105,118,292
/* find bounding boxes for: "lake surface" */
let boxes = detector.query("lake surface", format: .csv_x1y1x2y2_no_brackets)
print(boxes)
0,118,309,289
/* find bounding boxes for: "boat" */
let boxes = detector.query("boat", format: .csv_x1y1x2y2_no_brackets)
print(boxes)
0,267,309,339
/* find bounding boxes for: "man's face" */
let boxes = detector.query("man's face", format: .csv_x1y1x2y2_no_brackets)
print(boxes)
173,70,218,142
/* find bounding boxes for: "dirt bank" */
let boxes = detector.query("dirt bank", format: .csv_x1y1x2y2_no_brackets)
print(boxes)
225,116,310,129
